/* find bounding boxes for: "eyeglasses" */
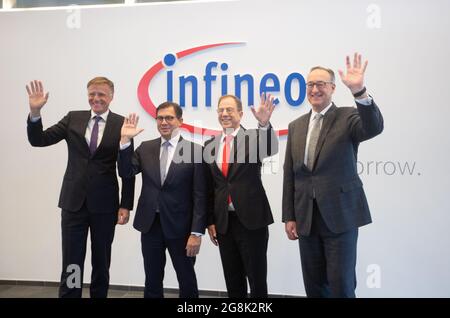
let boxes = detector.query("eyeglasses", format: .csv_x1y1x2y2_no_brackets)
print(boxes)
217,107,236,114
156,115,176,122
306,81,334,89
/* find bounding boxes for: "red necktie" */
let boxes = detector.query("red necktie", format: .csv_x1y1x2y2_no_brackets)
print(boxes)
221,135,233,204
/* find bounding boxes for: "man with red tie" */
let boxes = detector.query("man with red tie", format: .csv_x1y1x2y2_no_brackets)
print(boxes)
204,93,278,298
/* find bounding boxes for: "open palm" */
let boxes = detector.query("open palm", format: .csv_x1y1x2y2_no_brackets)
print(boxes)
121,113,144,143
26,80,49,114
338,53,368,94
250,93,276,126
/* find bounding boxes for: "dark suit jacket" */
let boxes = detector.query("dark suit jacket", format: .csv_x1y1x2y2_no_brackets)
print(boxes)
118,136,207,239
282,101,384,235
27,110,135,214
204,125,278,234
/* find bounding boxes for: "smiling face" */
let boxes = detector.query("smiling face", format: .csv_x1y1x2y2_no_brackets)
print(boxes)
217,96,243,132
307,69,336,113
156,105,183,140
87,83,113,115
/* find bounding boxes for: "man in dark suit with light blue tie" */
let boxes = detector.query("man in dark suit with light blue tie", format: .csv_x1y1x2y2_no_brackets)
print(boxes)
118,102,207,298
282,54,384,297
26,78,135,298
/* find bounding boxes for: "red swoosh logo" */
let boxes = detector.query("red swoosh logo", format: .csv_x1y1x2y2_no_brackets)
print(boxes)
137,42,287,136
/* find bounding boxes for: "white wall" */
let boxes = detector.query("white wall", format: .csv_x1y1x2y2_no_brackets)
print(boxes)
1,0,449,297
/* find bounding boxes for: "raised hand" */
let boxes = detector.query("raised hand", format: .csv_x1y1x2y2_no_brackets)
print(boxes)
121,113,144,144
26,80,49,117
250,92,276,126
338,53,368,94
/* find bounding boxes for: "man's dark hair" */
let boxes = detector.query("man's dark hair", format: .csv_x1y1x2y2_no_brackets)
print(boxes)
156,101,183,118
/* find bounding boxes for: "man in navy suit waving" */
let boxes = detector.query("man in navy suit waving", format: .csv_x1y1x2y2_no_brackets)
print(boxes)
118,102,207,298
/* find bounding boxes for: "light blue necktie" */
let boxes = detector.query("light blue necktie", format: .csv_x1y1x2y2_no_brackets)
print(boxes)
160,141,170,185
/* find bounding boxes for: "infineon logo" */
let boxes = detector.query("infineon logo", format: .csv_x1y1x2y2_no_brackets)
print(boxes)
137,42,307,136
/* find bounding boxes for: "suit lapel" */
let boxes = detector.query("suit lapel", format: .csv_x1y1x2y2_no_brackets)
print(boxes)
77,111,92,155
227,126,245,179
295,112,311,168
151,138,163,187
313,104,337,166
162,136,184,187
210,135,224,177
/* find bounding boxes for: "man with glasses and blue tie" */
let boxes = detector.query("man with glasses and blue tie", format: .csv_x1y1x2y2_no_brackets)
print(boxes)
282,53,384,297
26,77,135,298
118,102,207,298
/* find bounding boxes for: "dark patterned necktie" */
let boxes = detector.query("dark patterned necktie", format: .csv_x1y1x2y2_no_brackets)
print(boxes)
89,116,101,155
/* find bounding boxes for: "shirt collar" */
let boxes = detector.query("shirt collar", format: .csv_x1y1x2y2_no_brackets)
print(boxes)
311,102,333,118
91,109,109,121
161,131,181,147
221,127,240,142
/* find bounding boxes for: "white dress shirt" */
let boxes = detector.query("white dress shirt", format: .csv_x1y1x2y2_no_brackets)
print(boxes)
160,132,181,177
216,127,241,211
85,110,109,148
216,127,240,169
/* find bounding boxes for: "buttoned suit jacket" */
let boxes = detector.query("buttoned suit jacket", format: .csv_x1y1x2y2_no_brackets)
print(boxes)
27,110,135,213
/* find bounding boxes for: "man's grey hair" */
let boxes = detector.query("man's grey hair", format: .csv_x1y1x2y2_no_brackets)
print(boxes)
309,66,335,83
